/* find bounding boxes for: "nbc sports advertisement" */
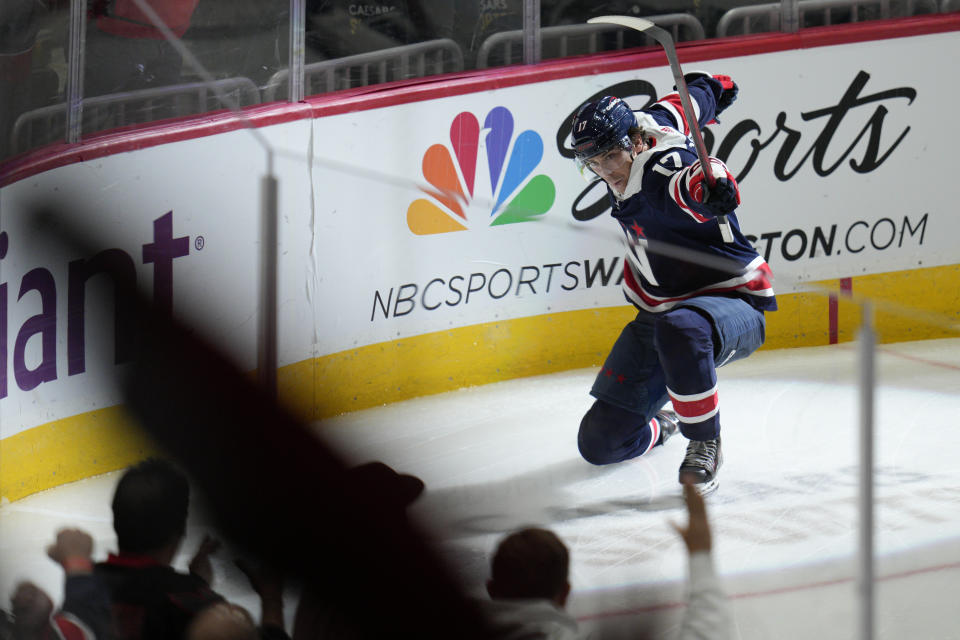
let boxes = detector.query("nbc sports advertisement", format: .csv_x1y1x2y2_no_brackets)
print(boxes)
312,30,953,353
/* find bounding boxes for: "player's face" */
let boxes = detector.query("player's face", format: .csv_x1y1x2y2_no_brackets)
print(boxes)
585,138,647,194
585,148,633,192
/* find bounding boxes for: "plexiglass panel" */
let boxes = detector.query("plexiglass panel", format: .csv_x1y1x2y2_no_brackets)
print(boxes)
1,0,953,163
80,0,288,137
1,0,69,161
298,0,526,95
539,1,706,64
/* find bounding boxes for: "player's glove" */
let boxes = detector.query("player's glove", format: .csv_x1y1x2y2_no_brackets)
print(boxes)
712,74,739,115
674,71,738,120
685,157,741,217
703,178,740,217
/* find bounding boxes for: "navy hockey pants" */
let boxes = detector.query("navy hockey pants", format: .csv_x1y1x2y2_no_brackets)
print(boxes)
578,296,765,465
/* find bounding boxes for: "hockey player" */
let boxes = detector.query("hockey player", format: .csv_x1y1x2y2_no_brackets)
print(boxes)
569,74,776,494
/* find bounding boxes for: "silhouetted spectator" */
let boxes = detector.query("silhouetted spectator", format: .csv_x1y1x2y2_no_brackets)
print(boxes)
480,480,731,639
94,457,293,639
481,527,581,639
0,527,114,640
94,457,225,640
291,461,425,639
7,581,97,640
45,528,115,640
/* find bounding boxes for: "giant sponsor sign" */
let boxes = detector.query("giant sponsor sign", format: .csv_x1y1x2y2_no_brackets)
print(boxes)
0,25,955,443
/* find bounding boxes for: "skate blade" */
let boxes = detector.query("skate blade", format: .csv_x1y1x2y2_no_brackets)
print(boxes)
678,474,719,496
691,477,719,497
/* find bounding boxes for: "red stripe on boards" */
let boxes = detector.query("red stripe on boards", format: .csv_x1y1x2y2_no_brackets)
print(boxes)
829,277,853,344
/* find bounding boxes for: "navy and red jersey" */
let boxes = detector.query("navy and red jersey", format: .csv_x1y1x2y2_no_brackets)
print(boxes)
95,553,224,640
606,75,776,314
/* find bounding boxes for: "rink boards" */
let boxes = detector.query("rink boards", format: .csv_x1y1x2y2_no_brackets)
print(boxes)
0,15,959,500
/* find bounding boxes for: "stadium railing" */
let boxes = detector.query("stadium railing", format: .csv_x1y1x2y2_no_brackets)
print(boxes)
262,38,465,102
476,14,706,69
10,77,261,155
717,0,941,37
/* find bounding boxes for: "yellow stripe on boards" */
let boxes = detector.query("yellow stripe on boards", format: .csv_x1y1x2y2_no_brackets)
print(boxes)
278,306,637,420
0,406,157,503
842,265,960,343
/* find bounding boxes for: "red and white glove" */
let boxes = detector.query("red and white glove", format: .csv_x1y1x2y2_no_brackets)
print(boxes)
712,74,739,114
686,157,740,216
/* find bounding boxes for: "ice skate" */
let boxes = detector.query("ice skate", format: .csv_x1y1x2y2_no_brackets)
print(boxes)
654,409,679,446
678,437,722,495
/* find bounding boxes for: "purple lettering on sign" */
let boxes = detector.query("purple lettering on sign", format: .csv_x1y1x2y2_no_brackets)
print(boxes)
14,268,57,391
68,249,138,376
142,211,190,315
0,211,191,400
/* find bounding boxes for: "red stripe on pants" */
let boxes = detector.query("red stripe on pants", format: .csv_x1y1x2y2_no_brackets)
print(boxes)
671,392,718,420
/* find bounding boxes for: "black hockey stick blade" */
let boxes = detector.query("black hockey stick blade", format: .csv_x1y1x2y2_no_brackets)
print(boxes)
587,15,716,187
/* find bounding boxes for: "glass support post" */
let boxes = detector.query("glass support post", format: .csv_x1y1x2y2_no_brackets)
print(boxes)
781,0,800,32
289,0,306,102
523,0,541,65
66,0,87,143
259,173,279,399
857,301,876,640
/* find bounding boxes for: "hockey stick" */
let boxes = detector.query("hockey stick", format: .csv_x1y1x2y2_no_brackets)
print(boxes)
587,15,716,188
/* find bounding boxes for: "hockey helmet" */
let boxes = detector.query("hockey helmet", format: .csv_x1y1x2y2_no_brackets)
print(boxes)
569,96,637,167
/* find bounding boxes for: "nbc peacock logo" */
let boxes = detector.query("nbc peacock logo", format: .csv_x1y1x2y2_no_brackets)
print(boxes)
407,106,556,235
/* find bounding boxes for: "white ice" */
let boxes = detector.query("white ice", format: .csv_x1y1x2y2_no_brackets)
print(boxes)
2,338,959,638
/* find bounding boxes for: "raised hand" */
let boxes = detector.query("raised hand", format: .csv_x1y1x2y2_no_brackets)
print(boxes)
188,534,222,585
670,480,712,553
46,528,94,574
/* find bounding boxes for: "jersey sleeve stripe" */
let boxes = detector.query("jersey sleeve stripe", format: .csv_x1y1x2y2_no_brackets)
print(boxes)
668,171,710,223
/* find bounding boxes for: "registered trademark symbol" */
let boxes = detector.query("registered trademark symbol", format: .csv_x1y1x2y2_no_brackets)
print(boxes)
194,236,205,250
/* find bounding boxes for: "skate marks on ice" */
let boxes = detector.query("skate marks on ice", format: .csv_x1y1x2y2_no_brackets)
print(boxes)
318,339,960,598
418,456,684,538
417,456,960,584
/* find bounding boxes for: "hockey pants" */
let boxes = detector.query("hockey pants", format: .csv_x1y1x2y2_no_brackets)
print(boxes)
578,296,766,465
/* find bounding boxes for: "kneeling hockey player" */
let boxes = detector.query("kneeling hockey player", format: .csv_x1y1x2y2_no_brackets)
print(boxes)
569,73,776,494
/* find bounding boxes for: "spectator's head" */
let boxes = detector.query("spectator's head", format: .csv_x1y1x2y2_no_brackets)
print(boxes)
348,461,424,516
111,457,190,556
486,527,571,607
185,603,258,640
